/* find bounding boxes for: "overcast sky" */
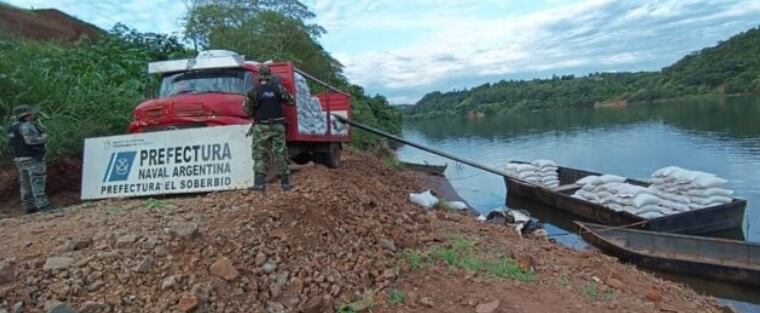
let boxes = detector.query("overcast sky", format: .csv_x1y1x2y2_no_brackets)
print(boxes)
9,0,760,104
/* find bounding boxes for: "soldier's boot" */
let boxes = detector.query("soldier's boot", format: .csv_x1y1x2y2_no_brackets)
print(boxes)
281,176,293,191
40,204,58,212
251,173,266,192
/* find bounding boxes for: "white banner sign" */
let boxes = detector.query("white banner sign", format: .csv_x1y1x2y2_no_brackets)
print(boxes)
81,125,253,200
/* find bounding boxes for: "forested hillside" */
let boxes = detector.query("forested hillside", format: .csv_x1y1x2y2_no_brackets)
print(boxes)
407,26,760,119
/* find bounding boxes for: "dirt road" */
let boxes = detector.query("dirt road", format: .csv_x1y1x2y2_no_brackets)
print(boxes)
0,151,728,312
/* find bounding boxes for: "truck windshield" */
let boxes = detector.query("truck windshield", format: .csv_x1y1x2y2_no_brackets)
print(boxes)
159,69,252,97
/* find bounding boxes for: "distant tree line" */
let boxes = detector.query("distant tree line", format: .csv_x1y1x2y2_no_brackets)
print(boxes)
406,26,760,119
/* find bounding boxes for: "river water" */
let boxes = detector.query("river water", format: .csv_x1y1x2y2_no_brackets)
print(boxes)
397,96,760,311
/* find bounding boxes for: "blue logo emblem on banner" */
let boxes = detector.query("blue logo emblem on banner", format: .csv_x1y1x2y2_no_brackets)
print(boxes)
103,151,137,182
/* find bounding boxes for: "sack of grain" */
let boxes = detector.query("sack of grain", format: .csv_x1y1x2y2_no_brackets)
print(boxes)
659,199,689,212
599,174,626,184
632,193,661,208
531,159,557,168
636,205,666,214
577,175,602,186
506,163,538,174
686,188,733,197
639,211,665,219
652,166,685,178
660,192,691,204
690,175,728,189
691,195,732,206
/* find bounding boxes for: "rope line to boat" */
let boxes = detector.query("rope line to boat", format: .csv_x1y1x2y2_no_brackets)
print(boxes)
448,172,488,181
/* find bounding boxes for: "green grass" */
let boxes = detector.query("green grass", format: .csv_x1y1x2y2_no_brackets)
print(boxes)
557,274,571,287
103,207,119,215
411,235,537,282
582,282,616,301
144,198,170,209
0,27,189,162
388,289,405,305
336,305,356,313
405,250,426,271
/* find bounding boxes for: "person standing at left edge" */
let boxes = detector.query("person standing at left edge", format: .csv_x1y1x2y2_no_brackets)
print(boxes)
7,105,55,213
244,65,295,192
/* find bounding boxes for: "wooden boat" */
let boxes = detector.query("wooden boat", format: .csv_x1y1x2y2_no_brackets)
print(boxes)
504,162,746,234
576,221,760,287
399,161,447,176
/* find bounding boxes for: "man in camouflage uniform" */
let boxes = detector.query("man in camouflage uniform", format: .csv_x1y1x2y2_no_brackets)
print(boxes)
7,105,54,213
244,65,295,192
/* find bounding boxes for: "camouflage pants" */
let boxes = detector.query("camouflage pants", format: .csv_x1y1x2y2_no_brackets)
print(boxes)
15,158,50,213
251,123,290,177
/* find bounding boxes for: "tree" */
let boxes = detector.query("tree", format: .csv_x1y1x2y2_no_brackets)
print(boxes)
181,0,402,147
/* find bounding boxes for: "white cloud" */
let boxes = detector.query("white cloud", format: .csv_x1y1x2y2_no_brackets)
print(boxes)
6,0,187,34
308,0,760,103
7,0,760,104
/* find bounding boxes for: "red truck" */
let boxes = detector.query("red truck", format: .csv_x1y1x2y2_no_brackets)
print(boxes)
128,50,350,167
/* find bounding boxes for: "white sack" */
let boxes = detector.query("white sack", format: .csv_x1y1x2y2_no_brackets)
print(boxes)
653,166,685,178
632,193,661,208
444,201,469,210
691,195,732,206
531,159,557,168
577,175,602,185
690,176,728,189
599,174,626,184
686,188,733,197
409,190,439,208
639,211,665,219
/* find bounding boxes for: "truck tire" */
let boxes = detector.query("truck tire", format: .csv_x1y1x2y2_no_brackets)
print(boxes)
315,143,341,168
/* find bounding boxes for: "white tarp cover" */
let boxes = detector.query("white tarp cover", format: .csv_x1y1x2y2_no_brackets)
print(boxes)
81,125,254,200
148,50,245,74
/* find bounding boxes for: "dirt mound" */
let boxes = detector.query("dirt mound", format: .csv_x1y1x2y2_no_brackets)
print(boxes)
0,157,82,219
0,151,727,312
0,5,102,41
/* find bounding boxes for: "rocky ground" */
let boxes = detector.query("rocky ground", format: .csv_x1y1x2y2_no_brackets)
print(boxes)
0,151,732,313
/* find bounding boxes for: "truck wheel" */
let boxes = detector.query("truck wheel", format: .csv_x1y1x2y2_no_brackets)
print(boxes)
316,143,341,168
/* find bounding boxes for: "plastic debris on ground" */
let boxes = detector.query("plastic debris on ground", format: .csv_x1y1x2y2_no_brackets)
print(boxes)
442,201,469,211
485,209,544,236
505,159,559,188
571,166,734,219
294,73,349,136
409,190,439,209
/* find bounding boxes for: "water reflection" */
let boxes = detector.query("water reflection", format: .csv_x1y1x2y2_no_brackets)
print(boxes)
398,96,760,310
401,96,760,241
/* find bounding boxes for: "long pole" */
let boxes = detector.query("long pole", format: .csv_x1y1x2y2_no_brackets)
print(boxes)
332,114,521,180
294,69,350,97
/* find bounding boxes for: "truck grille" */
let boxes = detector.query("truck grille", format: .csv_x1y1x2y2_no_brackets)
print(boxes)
144,107,164,119
175,104,205,117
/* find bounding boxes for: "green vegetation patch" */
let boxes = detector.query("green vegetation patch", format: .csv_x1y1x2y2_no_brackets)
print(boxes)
144,198,171,209
582,282,616,302
406,235,537,282
388,288,405,305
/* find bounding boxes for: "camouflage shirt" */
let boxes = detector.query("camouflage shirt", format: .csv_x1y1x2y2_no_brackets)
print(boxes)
243,80,295,118
17,121,47,145
9,121,47,160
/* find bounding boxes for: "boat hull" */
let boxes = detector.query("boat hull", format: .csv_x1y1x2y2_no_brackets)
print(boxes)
505,163,746,235
577,222,760,287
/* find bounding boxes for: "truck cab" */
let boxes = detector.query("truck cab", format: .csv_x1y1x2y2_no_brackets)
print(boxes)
129,50,350,167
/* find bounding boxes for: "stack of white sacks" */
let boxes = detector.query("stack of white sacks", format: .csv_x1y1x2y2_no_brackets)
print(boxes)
505,159,560,188
294,73,349,136
571,166,734,219
649,166,733,210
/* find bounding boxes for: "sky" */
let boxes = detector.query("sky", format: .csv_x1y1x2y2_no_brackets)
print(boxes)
9,0,760,104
